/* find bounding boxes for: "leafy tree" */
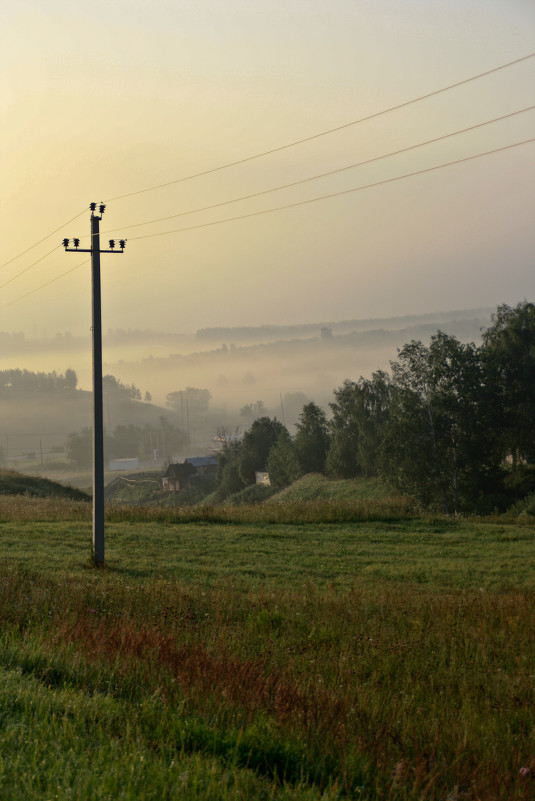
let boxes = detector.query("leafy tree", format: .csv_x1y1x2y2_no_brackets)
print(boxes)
0,368,79,393
294,402,330,474
482,301,535,465
215,441,245,500
266,429,301,489
238,417,285,486
156,416,189,460
326,372,390,478
67,427,112,469
103,375,141,400
281,392,309,424
239,400,267,420
383,334,501,513
64,368,77,391
110,425,143,458
166,387,212,416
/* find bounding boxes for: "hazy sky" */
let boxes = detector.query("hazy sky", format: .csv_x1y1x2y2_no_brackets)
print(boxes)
1,0,534,336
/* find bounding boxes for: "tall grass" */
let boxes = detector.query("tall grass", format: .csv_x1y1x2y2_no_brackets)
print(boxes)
0,511,533,799
0,566,533,799
0,493,416,524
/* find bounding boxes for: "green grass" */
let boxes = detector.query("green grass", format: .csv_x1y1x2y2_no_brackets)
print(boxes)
0,468,89,501
0,502,533,799
269,474,394,503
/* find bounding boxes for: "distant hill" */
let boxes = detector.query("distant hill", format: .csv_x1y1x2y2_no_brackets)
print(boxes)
195,307,493,343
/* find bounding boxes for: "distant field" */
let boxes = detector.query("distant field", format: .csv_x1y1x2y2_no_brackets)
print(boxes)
0,505,533,799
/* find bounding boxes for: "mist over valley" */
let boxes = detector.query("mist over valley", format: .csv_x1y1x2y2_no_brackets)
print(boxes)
0,307,492,470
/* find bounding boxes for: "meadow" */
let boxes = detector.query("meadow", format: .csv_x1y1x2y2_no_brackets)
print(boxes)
0,497,533,800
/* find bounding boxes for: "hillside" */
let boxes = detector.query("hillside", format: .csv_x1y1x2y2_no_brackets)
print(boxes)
0,468,90,501
267,473,399,503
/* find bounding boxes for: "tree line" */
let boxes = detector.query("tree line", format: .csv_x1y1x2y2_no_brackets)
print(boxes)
215,302,535,513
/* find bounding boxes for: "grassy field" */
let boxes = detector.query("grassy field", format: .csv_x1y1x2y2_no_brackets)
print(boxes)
0,497,533,800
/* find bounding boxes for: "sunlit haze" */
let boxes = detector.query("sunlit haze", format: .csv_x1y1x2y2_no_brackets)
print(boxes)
1,0,534,339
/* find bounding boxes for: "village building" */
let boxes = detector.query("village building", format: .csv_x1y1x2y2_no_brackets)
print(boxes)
161,457,218,492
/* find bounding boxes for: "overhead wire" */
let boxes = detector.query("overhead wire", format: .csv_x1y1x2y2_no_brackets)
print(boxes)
0,245,62,292
0,259,89,312
1,137,532,312
102,105,535,236
0,207,87,273
105,52,535,202
126,138,535,242
2,55,534,312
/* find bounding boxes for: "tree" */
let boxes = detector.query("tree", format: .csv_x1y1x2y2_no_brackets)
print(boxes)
382,334,501,513
238,417,286,486
215,441,245,500
266,429,301,489
64,368,77,391
326,372,390,478
294,402,330,474
67,427,112,469
110,425,142,458
103,375,141,400
239,400,267,420
166,387,212,416
482,301,535,465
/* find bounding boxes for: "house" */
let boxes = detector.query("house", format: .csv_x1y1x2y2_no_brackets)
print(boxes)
162,457,218,492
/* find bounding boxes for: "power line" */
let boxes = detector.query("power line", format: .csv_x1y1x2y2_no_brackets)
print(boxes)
0,207,87,273
2,138,532,314
0,259,89,312
126,138,535,242
103,106,535,237
0,245,61,292
106,52,535,202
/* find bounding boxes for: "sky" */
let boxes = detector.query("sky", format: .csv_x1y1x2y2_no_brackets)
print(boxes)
1,0,534,337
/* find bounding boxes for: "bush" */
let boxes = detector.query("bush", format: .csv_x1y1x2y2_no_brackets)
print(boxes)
506,492,535,518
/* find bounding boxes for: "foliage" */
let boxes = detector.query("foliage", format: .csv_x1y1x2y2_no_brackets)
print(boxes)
266,429,301,490
103,374,142,400
382,334,505,513
214,441,246,502
67,418,188,467
482,301,535,464
322,304,535,513
326,372,390,479
0,368,78,393
239,400,267,420
166,387,212,416
294,402,330,475
238,417,286,486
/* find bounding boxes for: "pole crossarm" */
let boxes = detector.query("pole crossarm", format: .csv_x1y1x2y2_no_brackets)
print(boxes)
62,202,127,566
64,248,125,254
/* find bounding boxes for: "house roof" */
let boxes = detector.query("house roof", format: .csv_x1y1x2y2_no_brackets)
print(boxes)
164,462,196,479
185,457,218,467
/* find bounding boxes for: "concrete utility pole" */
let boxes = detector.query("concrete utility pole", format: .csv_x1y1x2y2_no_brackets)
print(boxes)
63,202,126,566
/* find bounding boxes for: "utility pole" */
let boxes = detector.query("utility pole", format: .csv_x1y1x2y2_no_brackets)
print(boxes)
63,202,126,566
